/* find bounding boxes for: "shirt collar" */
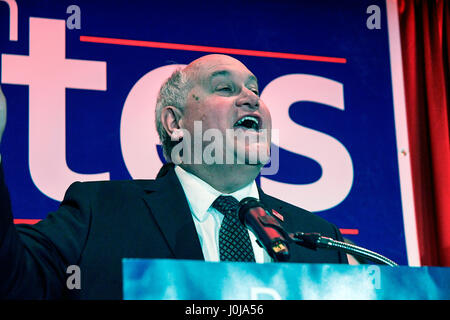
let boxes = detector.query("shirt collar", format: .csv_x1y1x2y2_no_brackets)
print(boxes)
174,165,259,222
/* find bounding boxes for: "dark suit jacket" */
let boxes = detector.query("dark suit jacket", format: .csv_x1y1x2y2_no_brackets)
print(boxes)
0,164,347,300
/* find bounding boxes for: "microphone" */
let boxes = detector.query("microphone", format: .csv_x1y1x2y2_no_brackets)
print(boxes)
238,197,290,262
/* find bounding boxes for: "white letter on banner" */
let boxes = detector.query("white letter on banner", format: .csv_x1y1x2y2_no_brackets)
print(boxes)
1,18,108,201
250,287,282,300
260,74,353,212
0,0,18,41
120,64,186,179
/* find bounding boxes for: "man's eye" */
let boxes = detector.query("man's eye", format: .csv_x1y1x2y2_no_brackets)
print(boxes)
217,86,232,92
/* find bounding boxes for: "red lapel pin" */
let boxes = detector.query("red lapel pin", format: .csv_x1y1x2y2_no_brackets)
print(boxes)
271,209,284,222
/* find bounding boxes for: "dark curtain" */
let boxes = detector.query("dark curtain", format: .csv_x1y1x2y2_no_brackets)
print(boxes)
398,0,450,266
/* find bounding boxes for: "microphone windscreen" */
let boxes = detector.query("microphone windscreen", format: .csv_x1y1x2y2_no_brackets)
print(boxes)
238,197,261,224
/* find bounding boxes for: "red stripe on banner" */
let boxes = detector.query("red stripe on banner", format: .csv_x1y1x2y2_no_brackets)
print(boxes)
13,219,41,225
339,229,359,235
79,36,347,64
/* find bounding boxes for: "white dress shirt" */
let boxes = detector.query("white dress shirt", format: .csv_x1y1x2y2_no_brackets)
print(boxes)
174,165,272,263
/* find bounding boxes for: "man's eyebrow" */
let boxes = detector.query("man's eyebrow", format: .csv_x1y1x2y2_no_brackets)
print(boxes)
209,70,231,79
209,70,258,85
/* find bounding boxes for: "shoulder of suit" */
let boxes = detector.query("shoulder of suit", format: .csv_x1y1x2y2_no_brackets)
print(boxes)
262,192,312,218
64,179,158,199
261,193,338,233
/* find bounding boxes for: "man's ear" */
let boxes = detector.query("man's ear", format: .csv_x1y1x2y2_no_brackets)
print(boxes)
160,106,183,138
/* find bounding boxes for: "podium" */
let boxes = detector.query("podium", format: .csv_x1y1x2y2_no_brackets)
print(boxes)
123,259,450,300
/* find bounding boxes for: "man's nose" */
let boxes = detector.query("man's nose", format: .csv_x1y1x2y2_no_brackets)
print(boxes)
235,87,260,110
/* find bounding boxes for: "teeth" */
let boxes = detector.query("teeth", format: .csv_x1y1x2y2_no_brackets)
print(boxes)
234,116,259,129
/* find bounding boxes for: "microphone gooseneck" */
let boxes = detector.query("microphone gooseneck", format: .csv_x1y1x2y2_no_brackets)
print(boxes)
291,232,398,266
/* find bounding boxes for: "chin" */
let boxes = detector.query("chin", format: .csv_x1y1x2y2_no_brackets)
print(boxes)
233,143,271,166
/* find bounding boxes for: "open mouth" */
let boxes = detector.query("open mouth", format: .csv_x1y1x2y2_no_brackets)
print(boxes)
233,115,261,131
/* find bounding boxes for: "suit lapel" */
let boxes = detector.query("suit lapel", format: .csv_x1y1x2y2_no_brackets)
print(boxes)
141,165,204,261
258,188,305,263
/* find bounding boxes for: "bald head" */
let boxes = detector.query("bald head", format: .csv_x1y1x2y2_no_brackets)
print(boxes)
183,54,255,84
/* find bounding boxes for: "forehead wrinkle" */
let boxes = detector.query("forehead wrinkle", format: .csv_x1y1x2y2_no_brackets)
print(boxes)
183,57,258,89
208,69,258,87
210,70,231,80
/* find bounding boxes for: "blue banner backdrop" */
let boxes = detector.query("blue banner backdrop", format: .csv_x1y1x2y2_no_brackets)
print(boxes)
0,0,416,265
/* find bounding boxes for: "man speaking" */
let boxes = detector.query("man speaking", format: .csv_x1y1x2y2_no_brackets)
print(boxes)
0,54,347,299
